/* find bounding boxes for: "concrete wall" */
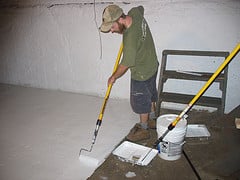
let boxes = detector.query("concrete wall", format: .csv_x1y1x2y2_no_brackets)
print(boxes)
0,0,239,113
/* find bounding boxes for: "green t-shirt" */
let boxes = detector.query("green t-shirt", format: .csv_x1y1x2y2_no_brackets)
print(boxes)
120,6,158,81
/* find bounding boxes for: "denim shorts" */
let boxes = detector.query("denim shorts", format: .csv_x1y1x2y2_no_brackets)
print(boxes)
130,72,158,114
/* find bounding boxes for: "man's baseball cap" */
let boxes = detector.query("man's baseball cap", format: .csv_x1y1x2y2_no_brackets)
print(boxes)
99,5,123,32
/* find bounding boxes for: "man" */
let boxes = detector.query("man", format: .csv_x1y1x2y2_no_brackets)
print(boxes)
100,5,159,142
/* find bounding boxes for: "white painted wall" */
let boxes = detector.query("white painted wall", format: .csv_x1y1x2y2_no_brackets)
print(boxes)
0,0,239,113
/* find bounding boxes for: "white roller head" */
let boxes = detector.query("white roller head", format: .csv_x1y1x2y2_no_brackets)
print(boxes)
79,155,100,167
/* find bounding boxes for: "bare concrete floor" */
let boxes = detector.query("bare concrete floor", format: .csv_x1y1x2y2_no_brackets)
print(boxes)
89,107,240,180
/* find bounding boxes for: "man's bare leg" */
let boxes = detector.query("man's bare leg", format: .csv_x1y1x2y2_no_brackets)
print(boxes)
151,102,156,112
140,113,149,129
150,102,157,119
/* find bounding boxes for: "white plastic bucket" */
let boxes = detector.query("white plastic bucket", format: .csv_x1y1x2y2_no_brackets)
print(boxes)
157,114,187,161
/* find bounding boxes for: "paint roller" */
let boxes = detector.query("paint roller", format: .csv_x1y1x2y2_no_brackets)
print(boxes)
154,43,240,147
79,43,123,164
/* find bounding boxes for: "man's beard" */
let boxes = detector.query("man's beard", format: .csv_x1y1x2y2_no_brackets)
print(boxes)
116,21,126,34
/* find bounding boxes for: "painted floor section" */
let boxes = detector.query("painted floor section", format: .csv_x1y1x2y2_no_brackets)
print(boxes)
0,84,138,180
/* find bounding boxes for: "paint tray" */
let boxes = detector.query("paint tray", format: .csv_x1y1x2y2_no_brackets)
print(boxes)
112,141,158,166
186,124,211,137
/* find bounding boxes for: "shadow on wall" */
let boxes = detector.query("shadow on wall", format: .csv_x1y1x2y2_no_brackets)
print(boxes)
0,0,33,83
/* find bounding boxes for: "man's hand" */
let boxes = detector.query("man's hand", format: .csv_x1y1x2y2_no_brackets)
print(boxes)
107,64,129,86
108,75,116,86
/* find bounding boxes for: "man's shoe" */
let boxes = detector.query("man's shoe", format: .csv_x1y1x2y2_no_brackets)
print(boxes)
148,119,156,129
126,123,150,142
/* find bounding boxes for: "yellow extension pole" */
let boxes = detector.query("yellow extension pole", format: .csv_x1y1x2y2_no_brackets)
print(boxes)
98,42,123,121
154,43,240,146
79,43,123,155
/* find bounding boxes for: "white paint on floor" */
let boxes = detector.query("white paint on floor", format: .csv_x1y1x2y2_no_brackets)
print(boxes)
0,84,138,180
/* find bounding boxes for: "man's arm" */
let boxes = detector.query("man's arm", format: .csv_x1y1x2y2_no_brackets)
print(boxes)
108,64,129,86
